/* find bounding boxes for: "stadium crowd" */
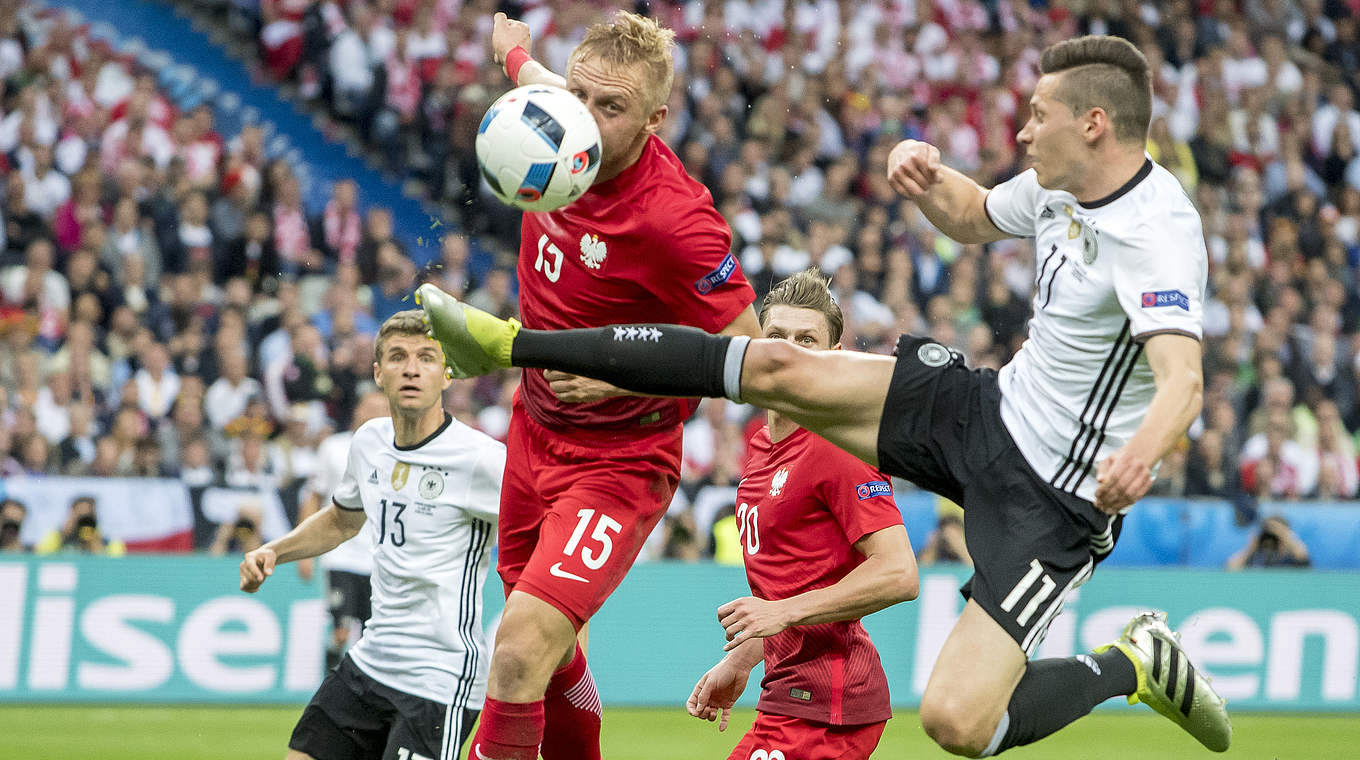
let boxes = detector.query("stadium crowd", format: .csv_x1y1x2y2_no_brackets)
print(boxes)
2,0,1359,556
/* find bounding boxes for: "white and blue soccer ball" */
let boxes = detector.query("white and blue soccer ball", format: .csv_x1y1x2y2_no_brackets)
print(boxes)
475,85,603,212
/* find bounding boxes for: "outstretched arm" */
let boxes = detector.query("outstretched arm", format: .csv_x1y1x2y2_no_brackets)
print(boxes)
887,140,1009,244
240,504,365,592
492,12,566,89
716,525,918,651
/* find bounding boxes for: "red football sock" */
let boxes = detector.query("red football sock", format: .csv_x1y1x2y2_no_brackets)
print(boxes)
541,644,603,760
470,698,544,760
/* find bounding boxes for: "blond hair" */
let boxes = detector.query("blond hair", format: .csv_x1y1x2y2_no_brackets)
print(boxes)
374,310,436,363
568,10,675,112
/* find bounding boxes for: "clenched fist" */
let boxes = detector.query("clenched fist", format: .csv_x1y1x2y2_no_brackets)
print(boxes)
492,12,533,66
887,139,944,199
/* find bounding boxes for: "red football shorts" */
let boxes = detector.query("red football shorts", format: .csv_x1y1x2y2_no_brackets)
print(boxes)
727,713,886,760
498,405,682,628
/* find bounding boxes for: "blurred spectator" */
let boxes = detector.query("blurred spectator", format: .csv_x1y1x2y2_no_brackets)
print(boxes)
1148,438,1191,497
204,346,262,430
322,179,362,266
35,496,126,556
221,209,281,292
0,498,26,553
209,500,264,556
57,399,98,474
1226,515,1312,569
1240,411,1318,499
132,341,181,420
272,174,322,275
1,238,68,348
20,143,70,220
1186,429,1242,498
1313,400,1358,499
464,267,516,321
180,435,217,487
225,430,277,490
269,404,320,486
660,512,702,562
133,437,166,477
917,508,972,567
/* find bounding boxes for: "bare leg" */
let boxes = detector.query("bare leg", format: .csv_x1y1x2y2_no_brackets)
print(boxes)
919,600,1027,756
740,340,898,466
487,591,580,701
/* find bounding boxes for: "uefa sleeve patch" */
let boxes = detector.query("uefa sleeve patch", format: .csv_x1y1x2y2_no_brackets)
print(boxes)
855,480,892,500
694,252,738,294
1140,290,1189,311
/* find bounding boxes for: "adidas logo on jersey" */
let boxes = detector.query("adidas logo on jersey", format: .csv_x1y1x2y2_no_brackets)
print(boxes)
1040,206,1055,219
368,469,380,484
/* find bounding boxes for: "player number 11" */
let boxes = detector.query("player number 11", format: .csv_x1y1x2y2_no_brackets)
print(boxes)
564,508,623,570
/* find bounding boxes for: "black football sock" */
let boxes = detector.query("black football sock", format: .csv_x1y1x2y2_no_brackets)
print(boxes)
510,324,749,401
985,648,1137,755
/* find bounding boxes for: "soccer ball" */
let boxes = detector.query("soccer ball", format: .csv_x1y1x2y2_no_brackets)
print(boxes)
475,85,603,212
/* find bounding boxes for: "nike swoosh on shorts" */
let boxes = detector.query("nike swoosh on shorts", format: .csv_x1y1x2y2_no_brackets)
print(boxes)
549,562,589,583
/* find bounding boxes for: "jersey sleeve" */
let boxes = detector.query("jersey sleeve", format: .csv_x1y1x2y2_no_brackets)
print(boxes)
644,197,755,334
813,438,904,545
982,168,1043,238
332,435,365,511
460,438,506,524
1110,216,1207,341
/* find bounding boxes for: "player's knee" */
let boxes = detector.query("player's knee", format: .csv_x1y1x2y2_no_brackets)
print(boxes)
490,609,575,689
920,694,993,757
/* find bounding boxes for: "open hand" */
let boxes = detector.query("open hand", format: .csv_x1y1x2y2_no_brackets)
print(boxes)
686,659,750,731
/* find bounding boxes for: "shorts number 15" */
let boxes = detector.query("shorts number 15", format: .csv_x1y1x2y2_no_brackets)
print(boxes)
564,508,622,570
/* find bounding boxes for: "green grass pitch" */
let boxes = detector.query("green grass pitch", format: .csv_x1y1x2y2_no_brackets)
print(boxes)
0,705,1353,759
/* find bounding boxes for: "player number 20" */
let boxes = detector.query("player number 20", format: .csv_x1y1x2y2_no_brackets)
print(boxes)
564,508,623,570
735,502,760,555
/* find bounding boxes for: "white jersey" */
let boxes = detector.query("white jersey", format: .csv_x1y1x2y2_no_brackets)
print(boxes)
334,415,505,707
984,160,1206,503
308,432,375,575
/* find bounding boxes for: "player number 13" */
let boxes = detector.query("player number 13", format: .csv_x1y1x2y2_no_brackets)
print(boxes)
564,508,622,570
536,234,563,283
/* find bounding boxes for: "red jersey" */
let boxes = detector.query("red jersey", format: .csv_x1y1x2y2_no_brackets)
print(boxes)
516,135,754,436
737,426,903,726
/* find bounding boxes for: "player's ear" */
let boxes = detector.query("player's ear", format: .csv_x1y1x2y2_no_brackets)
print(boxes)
372,362,383,388
1083,106,1108,143
831,342,843,351
643,103,667,135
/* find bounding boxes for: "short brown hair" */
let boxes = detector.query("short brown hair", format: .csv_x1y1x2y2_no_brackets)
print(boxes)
759,268,844,344
1040,36,1151,144
568,10,675,112
374,310,436,363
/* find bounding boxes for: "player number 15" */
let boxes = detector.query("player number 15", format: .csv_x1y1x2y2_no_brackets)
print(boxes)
563,508,622,570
